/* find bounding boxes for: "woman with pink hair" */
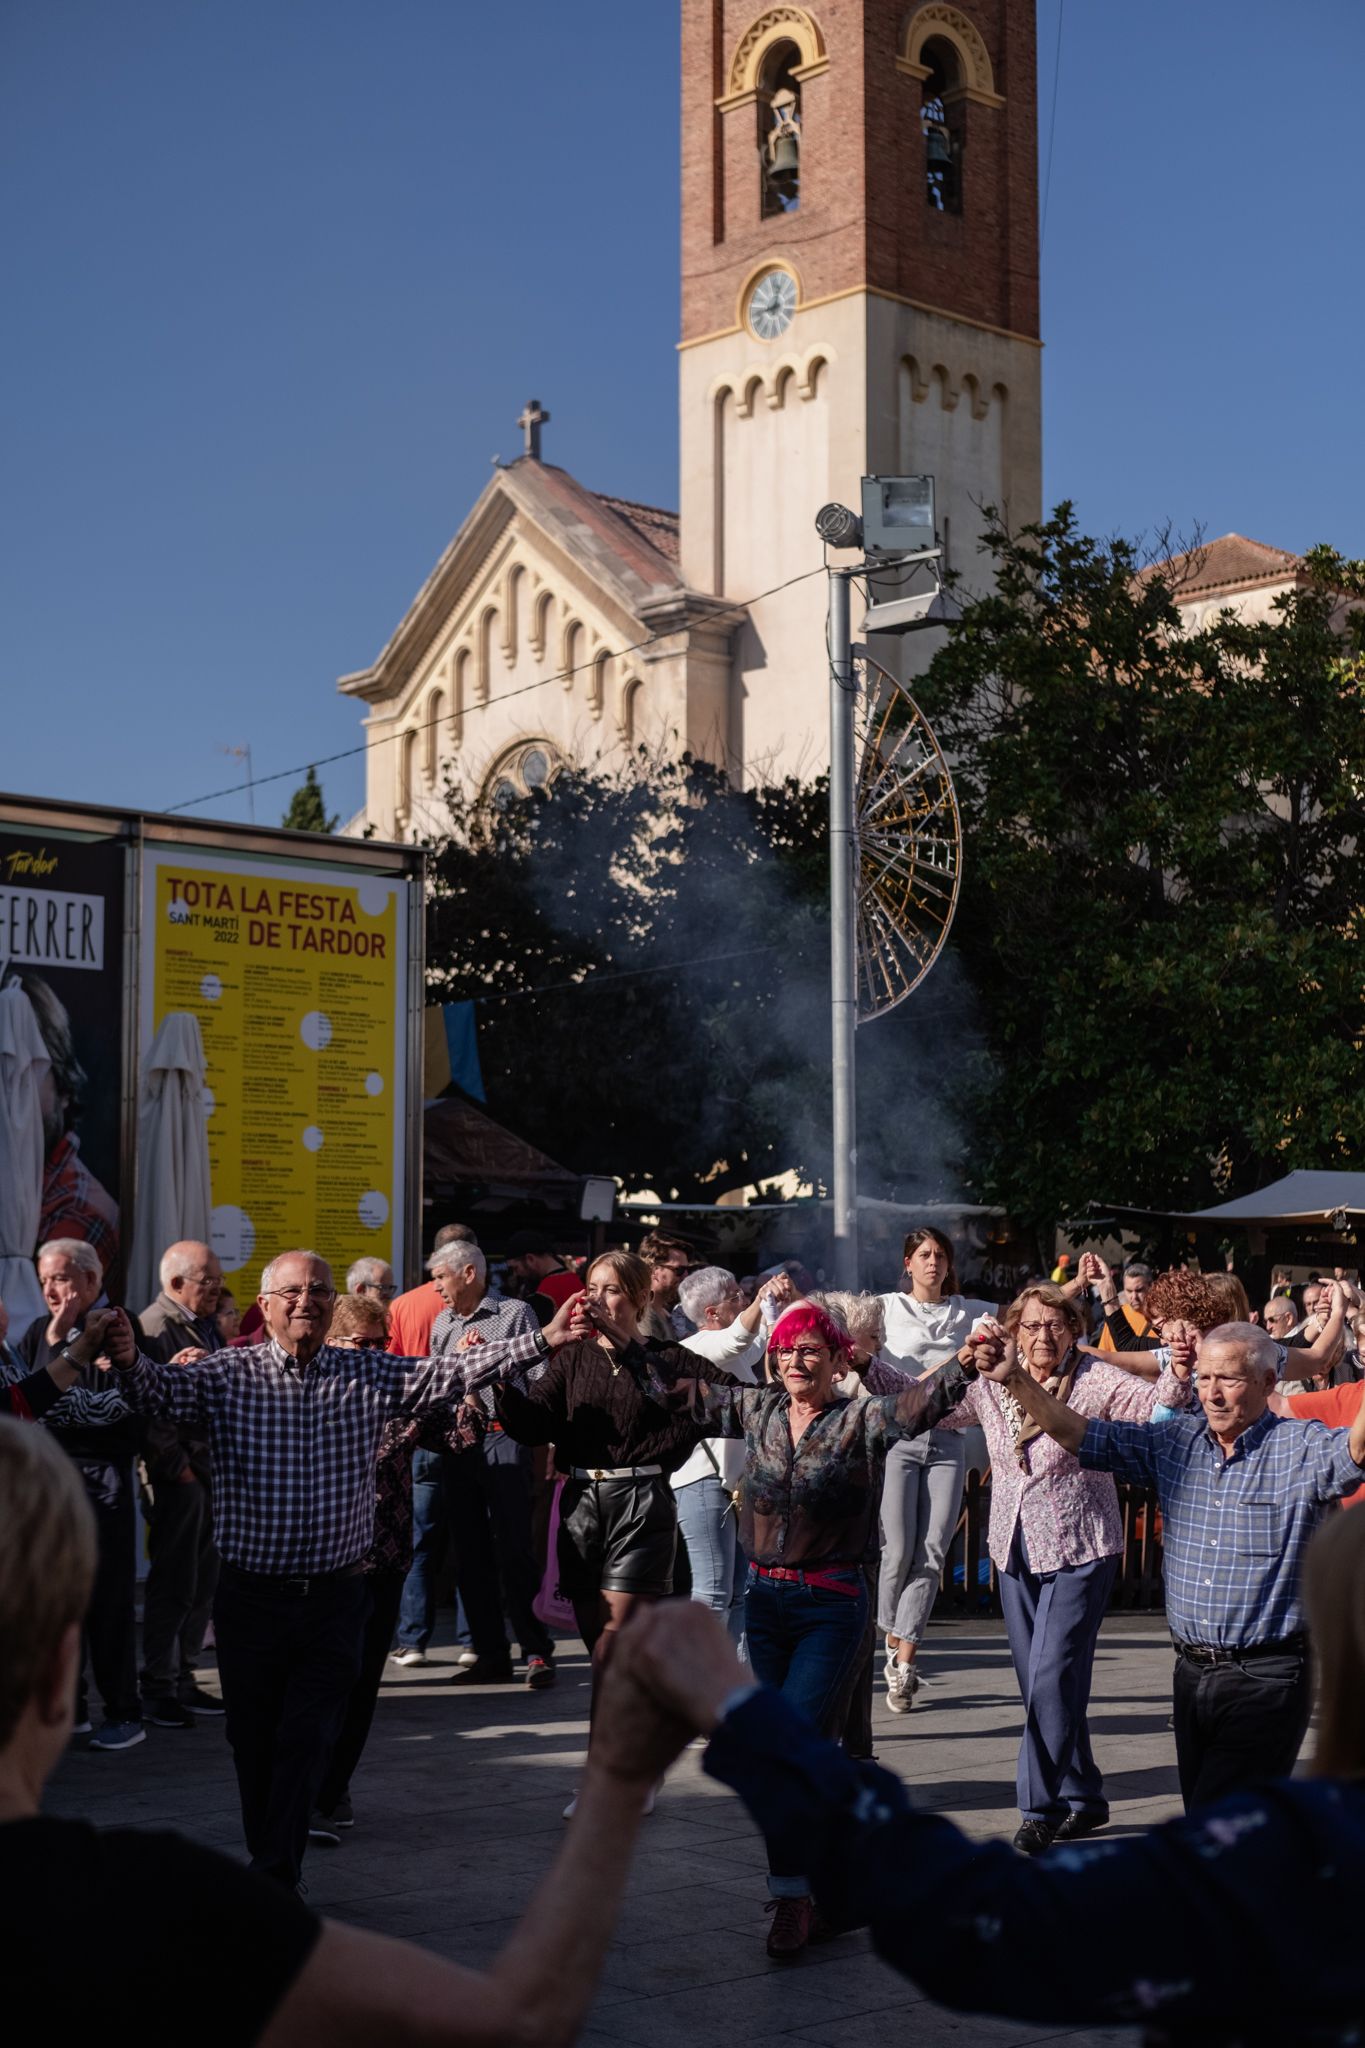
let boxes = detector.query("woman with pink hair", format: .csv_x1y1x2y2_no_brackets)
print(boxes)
669,1299,975,1957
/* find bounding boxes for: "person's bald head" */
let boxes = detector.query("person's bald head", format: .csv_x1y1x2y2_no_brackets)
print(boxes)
159,1241,222,1318
1262,1298,1296,1339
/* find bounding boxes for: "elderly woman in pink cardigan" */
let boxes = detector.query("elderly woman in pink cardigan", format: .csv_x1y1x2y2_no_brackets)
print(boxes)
866,1280,1191,1855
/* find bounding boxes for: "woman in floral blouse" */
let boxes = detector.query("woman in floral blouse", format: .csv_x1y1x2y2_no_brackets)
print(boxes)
941,1282,1191,1856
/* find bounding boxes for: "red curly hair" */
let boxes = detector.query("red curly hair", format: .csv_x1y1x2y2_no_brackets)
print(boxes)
1143,1269,1220,1335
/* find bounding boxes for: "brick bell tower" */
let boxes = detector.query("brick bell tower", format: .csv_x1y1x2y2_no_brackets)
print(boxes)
678,1,1042,778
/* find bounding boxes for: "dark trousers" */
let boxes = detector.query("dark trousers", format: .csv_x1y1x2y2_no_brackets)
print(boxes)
317,1568,406,1813
77,1459,140,1724
141,1476,218,1699
444,1432,554,1663
1172,1643,1312,1810
744,1568,869,1895
214,1565,367,1888
999,1539,1117,1824
395,1447,447,1651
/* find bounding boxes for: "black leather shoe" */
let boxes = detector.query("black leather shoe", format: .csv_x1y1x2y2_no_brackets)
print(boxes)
1054,1809,1108,1841
1012,1819,1057,1856
448,1659,515,1686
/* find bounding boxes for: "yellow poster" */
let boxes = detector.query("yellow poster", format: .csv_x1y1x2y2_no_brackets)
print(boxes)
141,851,409,1284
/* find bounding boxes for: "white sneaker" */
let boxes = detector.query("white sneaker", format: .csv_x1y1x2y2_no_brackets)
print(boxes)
886,1661,918,1715
457,1648,479,1668
564,1781,657,1821
391,1648,427,1667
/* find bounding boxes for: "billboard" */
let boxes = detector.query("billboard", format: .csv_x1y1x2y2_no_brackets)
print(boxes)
140,848,410,1288
0,822,126,1325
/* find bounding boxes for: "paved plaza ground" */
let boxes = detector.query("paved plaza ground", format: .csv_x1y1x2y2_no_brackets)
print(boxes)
48,1613,1189,2046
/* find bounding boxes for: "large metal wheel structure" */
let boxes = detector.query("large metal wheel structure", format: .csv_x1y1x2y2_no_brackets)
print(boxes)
852,649,962,1020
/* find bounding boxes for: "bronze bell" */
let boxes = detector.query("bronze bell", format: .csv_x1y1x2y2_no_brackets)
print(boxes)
925,122,953,169
769,132,800,179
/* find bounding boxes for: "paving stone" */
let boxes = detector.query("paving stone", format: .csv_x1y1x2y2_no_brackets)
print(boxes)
44,1612,1175,2045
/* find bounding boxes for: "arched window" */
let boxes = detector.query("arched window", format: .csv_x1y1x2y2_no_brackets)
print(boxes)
484,739,564,812
397,729,417,819
589,649,610,720
424,686,445,783
758,41,802,217
921,38,963,213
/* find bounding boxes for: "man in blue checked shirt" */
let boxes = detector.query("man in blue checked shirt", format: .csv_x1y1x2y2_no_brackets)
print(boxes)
103,1249,576,1889
973,1316,1365,1810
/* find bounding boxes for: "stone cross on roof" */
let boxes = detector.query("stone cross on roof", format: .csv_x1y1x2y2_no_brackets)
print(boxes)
518,398,550,461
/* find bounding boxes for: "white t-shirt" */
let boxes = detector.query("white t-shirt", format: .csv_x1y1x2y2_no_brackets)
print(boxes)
878,1291,995,1373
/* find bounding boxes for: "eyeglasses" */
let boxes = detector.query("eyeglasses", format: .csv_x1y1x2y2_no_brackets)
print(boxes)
265,1286,335,1306
1019,1321,1070,1336
357,1281,398,1300
774,1345,829,1365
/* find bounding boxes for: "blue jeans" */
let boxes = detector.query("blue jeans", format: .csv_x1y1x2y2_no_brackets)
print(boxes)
396,1448,447,1651
744,1566,869,1895
675,1477,745,1647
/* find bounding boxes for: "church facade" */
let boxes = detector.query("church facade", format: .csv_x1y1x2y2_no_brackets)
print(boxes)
340,2,1043,839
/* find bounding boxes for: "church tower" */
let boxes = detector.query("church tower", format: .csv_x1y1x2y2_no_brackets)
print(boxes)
679,1,1042,777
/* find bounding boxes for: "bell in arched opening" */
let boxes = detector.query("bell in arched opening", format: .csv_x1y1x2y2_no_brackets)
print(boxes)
765,88,801,209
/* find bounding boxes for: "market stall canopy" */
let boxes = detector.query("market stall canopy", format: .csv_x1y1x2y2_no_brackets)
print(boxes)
423,1096,579,1201
1180,1171,1365,1227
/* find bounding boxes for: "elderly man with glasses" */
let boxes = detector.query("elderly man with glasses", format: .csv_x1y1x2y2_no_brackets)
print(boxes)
346,1255,397,1305
98,1249,579,1890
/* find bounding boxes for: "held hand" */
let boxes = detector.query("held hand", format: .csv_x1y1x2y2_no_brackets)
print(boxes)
542,1292,586,1348
761,1273,797,1313
457,1328,486,1350
169,1346,208,1366
612,1603,749,1741
1167,1321,1198,1379
588,1616,703,1786
65,1308,127,1370
971,1319,1018,1383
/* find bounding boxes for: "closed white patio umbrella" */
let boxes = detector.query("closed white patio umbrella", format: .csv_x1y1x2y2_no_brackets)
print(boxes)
127,1011,212,1313
0,978,51,1331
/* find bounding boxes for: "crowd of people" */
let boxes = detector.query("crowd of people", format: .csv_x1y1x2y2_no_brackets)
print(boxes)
3,1219,1365,2035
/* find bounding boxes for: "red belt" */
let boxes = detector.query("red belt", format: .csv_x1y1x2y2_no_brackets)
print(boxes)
751,1564,863,1598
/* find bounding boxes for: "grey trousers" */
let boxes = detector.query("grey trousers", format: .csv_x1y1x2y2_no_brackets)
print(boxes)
877,1430,967,1642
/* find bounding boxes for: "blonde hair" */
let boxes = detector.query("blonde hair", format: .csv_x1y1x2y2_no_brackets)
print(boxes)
1203,1271,1251,1325
329,1293,389,1346
0,1419,97,1745
1306,1509,1365,1778
588,1251,652,1315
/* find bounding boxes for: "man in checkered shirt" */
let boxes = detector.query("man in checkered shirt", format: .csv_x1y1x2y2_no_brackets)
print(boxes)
974,1317,1365,1813
104,1248,574,1888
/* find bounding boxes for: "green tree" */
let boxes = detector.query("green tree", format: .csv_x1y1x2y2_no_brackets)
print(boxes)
915,507,1365,1232
281,765,337,833
424,754,978,1201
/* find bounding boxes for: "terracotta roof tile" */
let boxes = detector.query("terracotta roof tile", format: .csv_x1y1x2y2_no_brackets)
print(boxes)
591,493,680,566
1144,532,1305,600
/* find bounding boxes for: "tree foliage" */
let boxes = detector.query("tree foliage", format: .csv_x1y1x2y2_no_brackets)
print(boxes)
424,753,976,1201
915,506,1365,1229
281,765,337,833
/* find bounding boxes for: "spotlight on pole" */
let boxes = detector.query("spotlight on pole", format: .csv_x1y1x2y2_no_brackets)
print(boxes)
815,502,864,550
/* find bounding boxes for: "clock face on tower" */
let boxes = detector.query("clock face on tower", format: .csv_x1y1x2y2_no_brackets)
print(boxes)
746,268,798,341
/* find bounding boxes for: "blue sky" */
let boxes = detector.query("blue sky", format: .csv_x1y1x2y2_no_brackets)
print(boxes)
4,0,1363,830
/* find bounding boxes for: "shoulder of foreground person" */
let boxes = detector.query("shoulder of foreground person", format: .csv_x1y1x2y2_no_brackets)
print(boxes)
7,1815,318,2041
706,1691,1365,2032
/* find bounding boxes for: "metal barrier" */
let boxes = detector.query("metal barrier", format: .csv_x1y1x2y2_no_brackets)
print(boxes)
940,1470,1166,1615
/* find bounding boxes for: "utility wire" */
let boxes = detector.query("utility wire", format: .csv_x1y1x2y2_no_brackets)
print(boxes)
165,563,828,817
1040,0,1065,246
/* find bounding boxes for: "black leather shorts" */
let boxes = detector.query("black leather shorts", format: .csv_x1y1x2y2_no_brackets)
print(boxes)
557,1474,677,1598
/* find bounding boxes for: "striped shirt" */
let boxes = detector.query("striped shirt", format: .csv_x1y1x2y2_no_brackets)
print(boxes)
114,1329,544,1574
1079,1408,1364,1647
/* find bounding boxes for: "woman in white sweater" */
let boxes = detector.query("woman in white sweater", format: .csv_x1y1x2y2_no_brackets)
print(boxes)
877,1228,993,1711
